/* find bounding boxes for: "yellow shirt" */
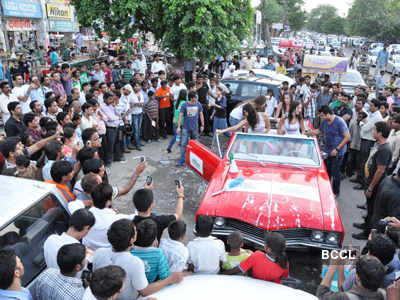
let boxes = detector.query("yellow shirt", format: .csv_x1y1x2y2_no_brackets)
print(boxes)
276,66,286,75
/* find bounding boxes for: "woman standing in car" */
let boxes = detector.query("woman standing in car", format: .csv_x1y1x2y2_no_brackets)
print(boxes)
275,93,292,119
277,101,305,136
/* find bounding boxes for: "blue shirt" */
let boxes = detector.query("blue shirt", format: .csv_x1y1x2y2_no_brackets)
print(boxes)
320,116,349,156
0,287,33,300
30,87,45,105
377,49,389,65
131,247,171,283
181,101,203,131
264,63,276,71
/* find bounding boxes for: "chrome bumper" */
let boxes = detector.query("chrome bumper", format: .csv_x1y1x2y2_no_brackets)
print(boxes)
212,228,341,251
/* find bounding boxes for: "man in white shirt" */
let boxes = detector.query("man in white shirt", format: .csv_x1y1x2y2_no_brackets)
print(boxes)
130,82,144,150
12,74,32,114
0,81,18,123
253,55,264,69
242,52,254,70
151,55,166,74
355,99,383,189
170,75,186,102
222,65,237,79
83,183,137,250
44,209,95,269
187,215,227,274
135,53,147,75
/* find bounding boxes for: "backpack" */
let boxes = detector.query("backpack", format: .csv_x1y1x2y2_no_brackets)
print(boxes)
345,288,386,300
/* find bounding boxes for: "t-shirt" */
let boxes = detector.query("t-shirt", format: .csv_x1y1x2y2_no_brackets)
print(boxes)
320,116,349,156
121,68,133,81
173,100,185,124
44,232,80,269
187,236,227,274
364,142,392,183
159,238,189,272
92,248,148,300
239,251,289,284
222,251,250,271
130,246,171,283
155,87,171,109
133,214,176,242
180,102,203,132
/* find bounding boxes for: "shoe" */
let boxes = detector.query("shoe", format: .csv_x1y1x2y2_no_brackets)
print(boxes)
353,185,365,190
357,204,367,210
128,145,136,150
124,149,131,153
139,143,145,147
136,146,142,151
162,135,167,139
352,232,369,240
167,148,172,153
156,138,160,142
350,178,362,184
147,139,152,144
353,222,367,230
176,160,185,166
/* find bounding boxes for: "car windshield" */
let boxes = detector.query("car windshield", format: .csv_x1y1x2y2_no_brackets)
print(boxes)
331,72,363,84
0,194,69,286
228,134,320,167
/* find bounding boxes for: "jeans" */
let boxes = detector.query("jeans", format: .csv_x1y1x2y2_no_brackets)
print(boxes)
324,155,344,195
105,127,120,164
229,116,241,127
213,116,230,137
179,128,199,162
159,108,171,137
131,113,143,147
168,123,179,150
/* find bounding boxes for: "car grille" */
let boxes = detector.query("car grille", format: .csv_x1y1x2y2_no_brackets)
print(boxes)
226,219,312,240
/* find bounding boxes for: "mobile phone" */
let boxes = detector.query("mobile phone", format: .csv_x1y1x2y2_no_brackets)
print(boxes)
146,176,152,185
140,156,145,163
175,180,181,188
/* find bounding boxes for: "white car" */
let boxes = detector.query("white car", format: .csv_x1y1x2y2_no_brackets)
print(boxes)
367,49,379,66
235,69,295,86
330,69,367,95
140,275,317,300
388,55,400,75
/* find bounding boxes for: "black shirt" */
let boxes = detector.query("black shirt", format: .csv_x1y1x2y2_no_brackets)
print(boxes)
5,117,26,137
365,142,392,184
133,213,176,242
197,83,209,105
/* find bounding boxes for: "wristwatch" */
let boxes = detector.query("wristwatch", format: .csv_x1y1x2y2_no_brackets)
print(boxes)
335,148,340,152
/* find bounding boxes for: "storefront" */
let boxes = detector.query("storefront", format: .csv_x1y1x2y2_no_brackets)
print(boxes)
46,0,79,47
1,0,44,51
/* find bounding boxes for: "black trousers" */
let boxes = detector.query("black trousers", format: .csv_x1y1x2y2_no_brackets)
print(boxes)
159,107,172,137
365,184,380,233
358,139,375,185
105,127,122,164
200,103,210,134
346,149,361,177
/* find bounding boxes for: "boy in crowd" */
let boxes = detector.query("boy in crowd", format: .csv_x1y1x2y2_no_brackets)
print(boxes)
187,215,226,274
159,220,189,272
83,266,126,300
131,219,171,283
221,231,251,272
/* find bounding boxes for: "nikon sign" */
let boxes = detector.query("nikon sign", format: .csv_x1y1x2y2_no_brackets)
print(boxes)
46,3,71,19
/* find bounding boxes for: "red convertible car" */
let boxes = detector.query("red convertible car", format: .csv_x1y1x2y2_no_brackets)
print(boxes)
186,132,344,250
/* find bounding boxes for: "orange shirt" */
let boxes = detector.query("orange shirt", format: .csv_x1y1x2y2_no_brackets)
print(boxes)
45,180,76,203
156,87,171,109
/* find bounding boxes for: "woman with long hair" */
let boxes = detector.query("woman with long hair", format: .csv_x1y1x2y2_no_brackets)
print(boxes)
277,101,305,135
167,89,187,153
275,93,292,119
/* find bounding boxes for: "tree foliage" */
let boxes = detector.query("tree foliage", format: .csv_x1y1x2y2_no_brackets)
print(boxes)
71,0,254,60
285,0,307,32
346,0,400,42
307,4,345,35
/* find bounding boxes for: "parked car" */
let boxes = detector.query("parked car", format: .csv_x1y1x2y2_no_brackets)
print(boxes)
141,274,317,300
367,49,379,67
221,77,281,119
330,69,367,96
387,55,400,75
185,132,345,250
0,176,70,287
234,69,295,86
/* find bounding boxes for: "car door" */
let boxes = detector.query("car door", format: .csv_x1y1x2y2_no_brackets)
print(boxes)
185,140,222,182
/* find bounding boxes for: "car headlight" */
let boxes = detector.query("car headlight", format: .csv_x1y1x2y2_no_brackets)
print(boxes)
311,230,324,242
326,232,341,245
214,217,226,227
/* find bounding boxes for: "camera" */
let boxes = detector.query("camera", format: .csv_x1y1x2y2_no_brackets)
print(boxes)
377,219,389,233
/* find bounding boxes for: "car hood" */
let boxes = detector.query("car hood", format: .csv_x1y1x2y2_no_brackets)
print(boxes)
212,163,327,231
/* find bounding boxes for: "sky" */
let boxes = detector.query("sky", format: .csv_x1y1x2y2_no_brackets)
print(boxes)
303,0,352,16
251,0,353,17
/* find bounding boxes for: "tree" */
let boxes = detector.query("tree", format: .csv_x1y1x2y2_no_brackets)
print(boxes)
71,0,254,61
307,4,340,34
160,0,253,60
286,0,307,32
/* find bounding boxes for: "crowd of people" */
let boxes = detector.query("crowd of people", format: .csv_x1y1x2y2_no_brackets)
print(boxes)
0,48,399,300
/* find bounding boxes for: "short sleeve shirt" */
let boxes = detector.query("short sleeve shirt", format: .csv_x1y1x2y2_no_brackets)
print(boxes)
93,248,148,300
320,116,349,156
239,251,289,284
155,87,171,109
180,102,203,132
365,142,392,183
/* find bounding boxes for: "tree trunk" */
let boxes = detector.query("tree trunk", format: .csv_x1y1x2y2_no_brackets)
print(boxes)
261,0,272,49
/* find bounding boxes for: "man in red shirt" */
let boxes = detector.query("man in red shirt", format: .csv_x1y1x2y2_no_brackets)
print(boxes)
223,232,289,284
155,80,172,138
